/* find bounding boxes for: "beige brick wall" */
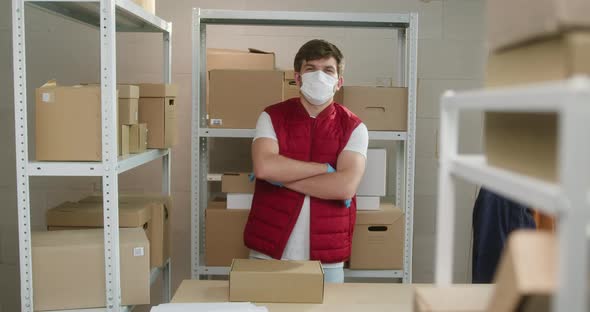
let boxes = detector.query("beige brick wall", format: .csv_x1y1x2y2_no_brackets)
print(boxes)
0,0,486,309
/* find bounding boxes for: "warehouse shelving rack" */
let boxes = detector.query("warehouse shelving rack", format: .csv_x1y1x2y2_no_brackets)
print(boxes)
191,9,418,282
12,1,173,311
436,77,590,312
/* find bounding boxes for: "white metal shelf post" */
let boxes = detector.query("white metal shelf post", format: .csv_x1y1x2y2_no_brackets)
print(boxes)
436,78,590,312
12,1,174,311
191,9,418,282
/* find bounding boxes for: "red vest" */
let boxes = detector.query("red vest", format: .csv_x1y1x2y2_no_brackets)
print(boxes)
243,98,362,263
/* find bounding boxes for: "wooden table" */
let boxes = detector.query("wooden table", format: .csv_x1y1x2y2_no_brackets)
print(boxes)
172,280,415,312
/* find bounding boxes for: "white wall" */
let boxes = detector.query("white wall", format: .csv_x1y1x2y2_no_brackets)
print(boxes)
0,0,486,310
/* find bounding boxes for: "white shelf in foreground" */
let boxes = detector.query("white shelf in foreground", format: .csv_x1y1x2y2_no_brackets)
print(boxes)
199,128,407,141
449,155,562,216
28,149,169,176
198,266,402,278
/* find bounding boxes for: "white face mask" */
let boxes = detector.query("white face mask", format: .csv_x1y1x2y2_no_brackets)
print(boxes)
300,70,339,106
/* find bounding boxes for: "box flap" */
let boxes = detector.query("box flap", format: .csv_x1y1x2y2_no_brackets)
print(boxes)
47,201,151,228
355,203,402,225
414,285,493,312
248,48,275,55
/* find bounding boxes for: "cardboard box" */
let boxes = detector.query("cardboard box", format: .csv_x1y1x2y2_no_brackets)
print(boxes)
356,196,381,211
139,97,176,148
207,48,275,72
78,194,172,268
46,201,151,228
486,231,555,312
81,83,139,99
229,259,324,303
132,0,155,14
485,33,590,182
282,69,344,103
357,149,387,196
414,285,493,312
32,228,150,310
227,193,253,209
343,86,407,131
120,125,130,156
208,70,284,129
138,84,178,98
222,172,255,193
35,81,102,161
129,123,148,154
120,99,139,125
205,201,250,266
486,0,590,51
350,203,404,269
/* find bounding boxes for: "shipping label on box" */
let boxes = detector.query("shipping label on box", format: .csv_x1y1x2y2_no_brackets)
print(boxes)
357,149,387,196
229,259,324,303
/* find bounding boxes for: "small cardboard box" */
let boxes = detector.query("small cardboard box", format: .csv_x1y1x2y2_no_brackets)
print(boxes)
120,125,130,156
132,0,155,14
32,228,150,311
227,193,253,209
139,90,176,148
343,86,407,131
414,285,494,312
222,172,255,193
120,99,139,125
357,149,387,196
486,0,590,51
229,259,324,303
208,70,284,129
485,33,590,182
205,201,250,266
356,196,381,211
78,194,172,268
129,123,148,154
350,203,404,269
282,69,344,103
486,231,555,312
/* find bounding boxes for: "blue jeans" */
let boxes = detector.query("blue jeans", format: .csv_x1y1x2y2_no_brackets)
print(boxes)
323,267,344,283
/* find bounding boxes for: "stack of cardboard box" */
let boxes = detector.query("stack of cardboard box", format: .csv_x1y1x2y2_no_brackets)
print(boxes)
117,84,143,156
32,194,172,310
485,0,590,182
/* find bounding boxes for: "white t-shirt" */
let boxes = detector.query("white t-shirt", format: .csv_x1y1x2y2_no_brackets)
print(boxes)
250,111,369,268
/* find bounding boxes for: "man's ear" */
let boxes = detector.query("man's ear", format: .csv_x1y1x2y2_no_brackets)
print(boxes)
294,72,303,88
335,75,344,91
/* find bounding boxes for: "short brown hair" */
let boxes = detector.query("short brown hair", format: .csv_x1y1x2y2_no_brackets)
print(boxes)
294,39,344,75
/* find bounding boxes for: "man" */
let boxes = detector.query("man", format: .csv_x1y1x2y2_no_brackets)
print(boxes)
243,39,369,283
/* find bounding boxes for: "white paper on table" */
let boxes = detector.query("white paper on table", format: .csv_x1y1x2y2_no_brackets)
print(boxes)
150,302,268,312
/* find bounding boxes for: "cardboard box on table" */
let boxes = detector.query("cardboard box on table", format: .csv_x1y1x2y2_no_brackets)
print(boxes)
343,86,407,131
229,259,324,304
350,203,404,269
413,284,494,312
486,0,590,51
32,228,150,311
205,200,250,266
79,194,172,268
138,83,178,148
485,32,590,181
208,69,284,129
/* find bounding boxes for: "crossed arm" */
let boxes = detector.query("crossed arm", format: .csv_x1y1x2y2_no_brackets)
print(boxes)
252,137,366,200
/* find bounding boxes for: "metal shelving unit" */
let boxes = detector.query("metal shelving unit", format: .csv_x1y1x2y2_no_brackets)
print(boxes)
436,77,590,312
12,1,173,311
191,9,418,282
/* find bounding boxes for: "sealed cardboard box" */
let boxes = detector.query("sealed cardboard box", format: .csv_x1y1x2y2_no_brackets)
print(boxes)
485,33,590,181
32,228,150,310
129,123,148,154
205,201,250,266
343,86,407,131
486,0,590,51
35,81,102,161
487,231,555,312
229,259,324,303
227,193,253,209
79,194,172,268
357,149,387,196
350,203,404,269
208,70,283,129
207,48,275,72
138,83,177,149
120,125,130,156
356,196,381,211
222,172,255,193
414,285,493,312
132,0,155,14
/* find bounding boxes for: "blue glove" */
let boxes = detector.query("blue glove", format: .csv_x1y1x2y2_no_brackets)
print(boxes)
249,172,282,187
326,163,336,173
344,199,352,208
